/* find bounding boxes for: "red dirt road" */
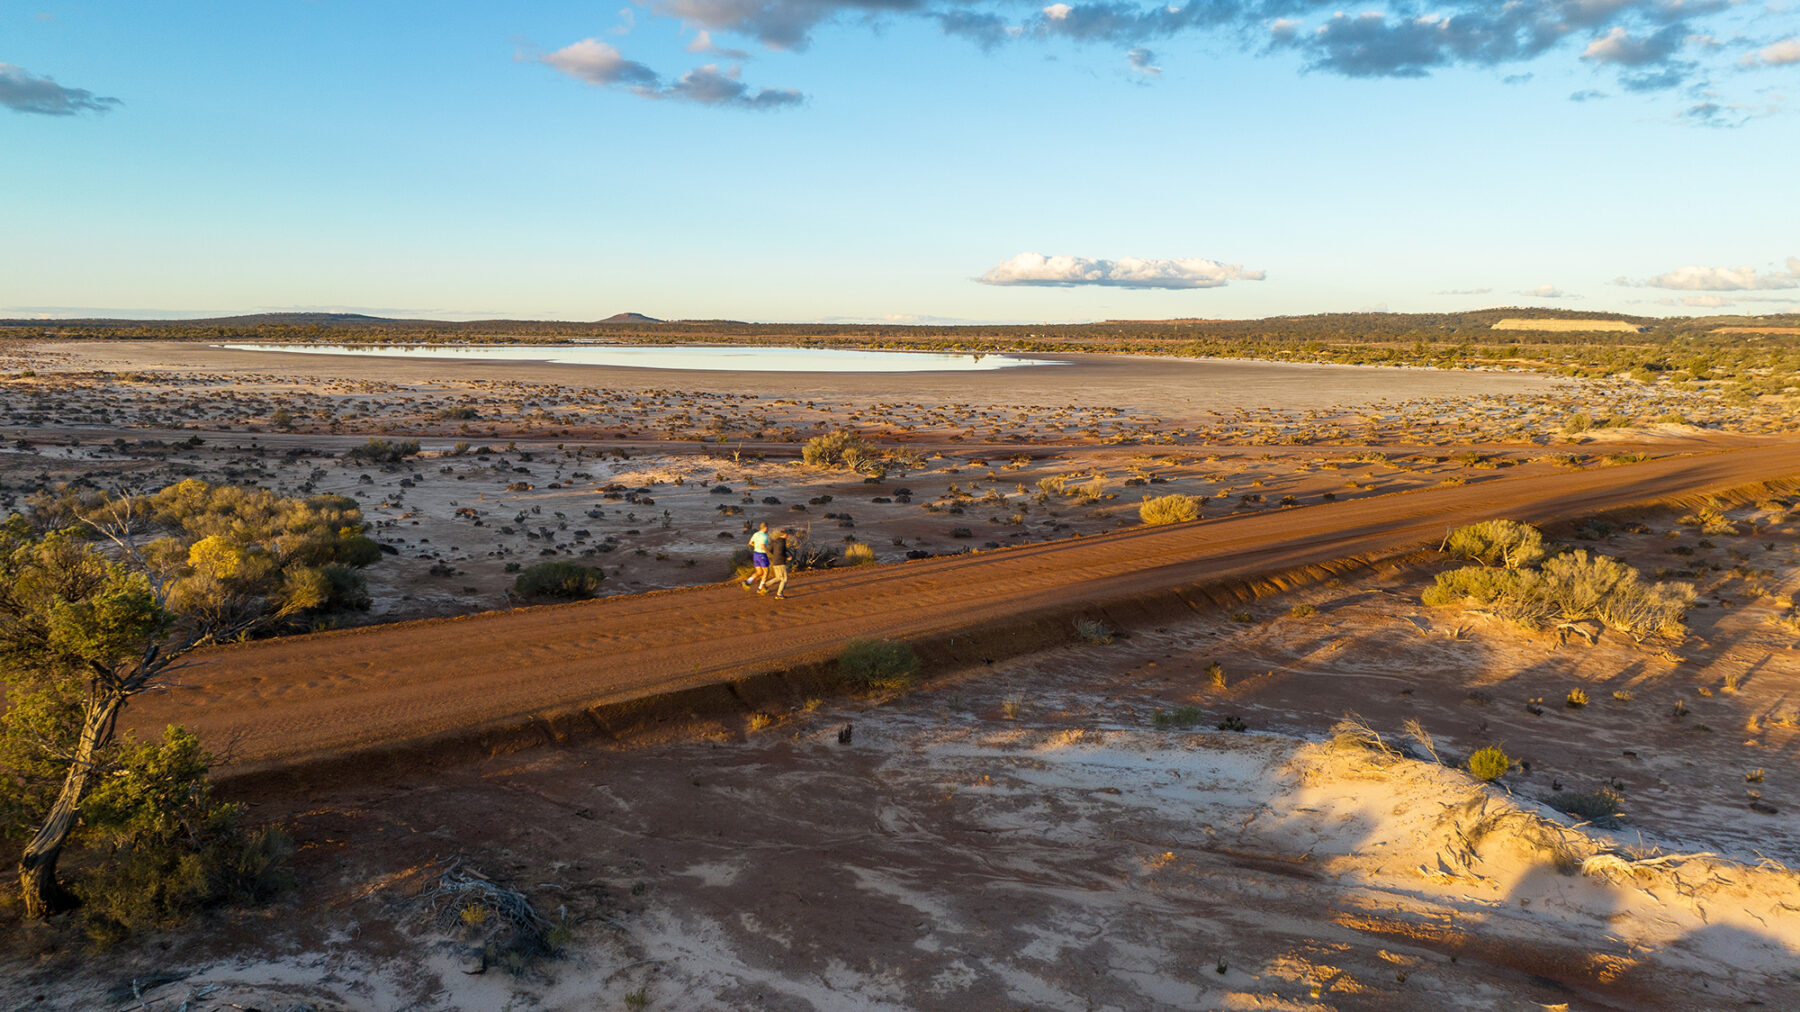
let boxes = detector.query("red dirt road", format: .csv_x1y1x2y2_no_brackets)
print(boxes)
127,441,1798,785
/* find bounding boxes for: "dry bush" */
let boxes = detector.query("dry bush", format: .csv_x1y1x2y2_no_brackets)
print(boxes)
1138,494,1199,526
802,430,873,470
1546,787,1625,828
1424,549,1694,639
1073,618,1114,644
1443,519,1546,570
1678,506,1738,535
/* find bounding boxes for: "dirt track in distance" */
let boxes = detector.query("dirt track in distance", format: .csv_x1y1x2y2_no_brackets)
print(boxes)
126,440,1799,785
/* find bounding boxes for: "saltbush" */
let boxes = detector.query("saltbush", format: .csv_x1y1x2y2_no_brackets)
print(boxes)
1139,494,1200,526
513,561,604,600
837,638,919,690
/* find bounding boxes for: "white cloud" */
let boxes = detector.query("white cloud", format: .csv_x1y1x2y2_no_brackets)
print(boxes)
1741,38,1800,67
1627,256,1800,290
688,30,751,58
1682,294,1731,307
542,38,801,108
1581,25,1682,66
1043,4,1073,19
1520,283,1572,298
977,252,1266,290
543,39,660,87
1127,47,1162,75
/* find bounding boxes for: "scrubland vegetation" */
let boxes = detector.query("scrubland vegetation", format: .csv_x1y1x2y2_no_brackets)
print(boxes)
0,480,380,924
1426,521,1696,638
12,307,1800,401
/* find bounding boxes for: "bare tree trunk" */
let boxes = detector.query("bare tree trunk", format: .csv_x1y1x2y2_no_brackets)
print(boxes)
18,690,123,918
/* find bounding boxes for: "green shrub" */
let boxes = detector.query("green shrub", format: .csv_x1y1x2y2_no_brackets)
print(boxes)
1443,520,1546,570
513,561,604,600
73,727,292,944
837,638,919,690
843,543,876,566
1468,745,1510,781
1139,494,1200,526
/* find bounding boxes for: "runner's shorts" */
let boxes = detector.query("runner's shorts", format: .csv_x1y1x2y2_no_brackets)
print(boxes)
753,552,770,567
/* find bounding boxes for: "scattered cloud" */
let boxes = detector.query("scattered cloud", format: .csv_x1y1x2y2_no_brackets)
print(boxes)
531,0,1772,117
1436,287,1494,295
689,30,751,58
0,63,119,116
1740,38,1800,66
1582,25,1685,66
1681,294,1731,307
544,38,661,88
1519,283,1574,298
1678,99,1751,126
1570,88,1609,101
666,64,804,108
977,252,1265,290
542,38,801,108
1622,256,1800,290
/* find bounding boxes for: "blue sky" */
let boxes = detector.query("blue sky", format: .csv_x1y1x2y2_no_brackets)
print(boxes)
4,1,1797,322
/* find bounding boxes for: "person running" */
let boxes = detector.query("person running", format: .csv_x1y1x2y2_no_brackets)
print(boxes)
744,522,771,590
764,528,791,599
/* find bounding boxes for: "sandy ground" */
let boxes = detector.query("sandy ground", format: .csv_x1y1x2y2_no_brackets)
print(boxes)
3,342,1800,1011
11,510,1800,1009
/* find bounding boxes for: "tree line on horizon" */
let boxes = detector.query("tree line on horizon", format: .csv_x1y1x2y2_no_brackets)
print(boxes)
3,308,1796,399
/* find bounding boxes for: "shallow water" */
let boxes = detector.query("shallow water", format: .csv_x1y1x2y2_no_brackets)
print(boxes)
216,343,1065,373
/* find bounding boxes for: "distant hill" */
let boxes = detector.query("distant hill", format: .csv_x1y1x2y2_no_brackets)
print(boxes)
599,312,662,324
187,312,396,327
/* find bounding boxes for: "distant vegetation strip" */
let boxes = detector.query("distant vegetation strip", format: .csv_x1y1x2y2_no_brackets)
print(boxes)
4,307,1797,399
